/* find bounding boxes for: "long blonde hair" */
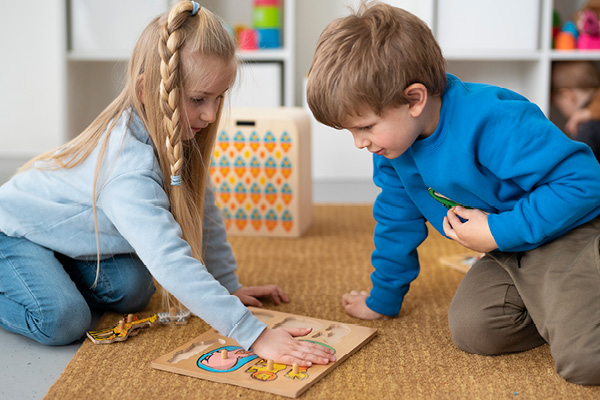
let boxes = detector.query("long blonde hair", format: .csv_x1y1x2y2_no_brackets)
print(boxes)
19,2,236,282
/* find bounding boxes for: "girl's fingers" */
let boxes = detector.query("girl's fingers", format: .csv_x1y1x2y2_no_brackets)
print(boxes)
276,286,290,303
284,327,313,337
284,345,336,365
242,295,262,307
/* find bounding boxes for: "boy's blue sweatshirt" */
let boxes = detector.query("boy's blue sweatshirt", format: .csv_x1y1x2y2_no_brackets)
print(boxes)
368,74,600,317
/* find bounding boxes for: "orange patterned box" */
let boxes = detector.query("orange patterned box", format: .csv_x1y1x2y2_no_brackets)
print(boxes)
210,107,312,237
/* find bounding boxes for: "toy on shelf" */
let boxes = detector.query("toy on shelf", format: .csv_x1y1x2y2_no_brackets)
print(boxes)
555,1,600,50
555,21,578,50
86,313,158,344
552,10,561,48
577,9,600,49
253,0,281,49
238,27,258,50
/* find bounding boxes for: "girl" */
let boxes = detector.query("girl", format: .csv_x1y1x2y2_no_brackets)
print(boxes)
0,1,335,367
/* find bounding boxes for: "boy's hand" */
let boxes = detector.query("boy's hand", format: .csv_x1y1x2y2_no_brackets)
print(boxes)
251,327,337,367
233,285,289,307
342,290,389,320
443,206,498,253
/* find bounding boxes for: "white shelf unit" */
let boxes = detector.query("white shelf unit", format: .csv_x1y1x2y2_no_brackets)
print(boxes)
65,0,295,140
439,0,600,120
1,0,599,184
306,0,600,185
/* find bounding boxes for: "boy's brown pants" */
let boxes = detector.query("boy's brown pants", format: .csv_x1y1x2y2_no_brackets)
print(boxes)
448,217,600,385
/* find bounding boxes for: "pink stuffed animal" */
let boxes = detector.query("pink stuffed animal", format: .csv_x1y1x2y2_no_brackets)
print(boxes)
577,9,600,49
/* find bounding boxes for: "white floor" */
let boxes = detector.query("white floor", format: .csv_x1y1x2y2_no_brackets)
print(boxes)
0,177,379,399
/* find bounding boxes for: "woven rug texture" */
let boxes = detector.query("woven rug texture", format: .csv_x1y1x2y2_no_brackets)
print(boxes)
44,205,600,399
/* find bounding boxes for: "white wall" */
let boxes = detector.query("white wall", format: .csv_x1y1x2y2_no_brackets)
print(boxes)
294,0,434,107
0,0,66,158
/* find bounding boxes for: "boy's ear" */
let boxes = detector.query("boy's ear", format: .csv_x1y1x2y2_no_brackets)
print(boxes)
404,83,428,117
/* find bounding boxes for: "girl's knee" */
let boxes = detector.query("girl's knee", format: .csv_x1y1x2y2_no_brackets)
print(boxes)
33,296,91,346
110,276,155,313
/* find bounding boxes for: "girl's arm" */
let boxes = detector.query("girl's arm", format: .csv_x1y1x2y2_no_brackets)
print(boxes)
202,184,289,307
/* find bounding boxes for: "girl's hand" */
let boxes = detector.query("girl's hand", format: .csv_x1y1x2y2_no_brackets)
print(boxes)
443,207,498,253
342,290,389,320
251,327,337,367
233,285,289,307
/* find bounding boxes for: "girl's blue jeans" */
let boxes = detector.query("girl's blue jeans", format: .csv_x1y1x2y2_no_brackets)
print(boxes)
0,233,155,345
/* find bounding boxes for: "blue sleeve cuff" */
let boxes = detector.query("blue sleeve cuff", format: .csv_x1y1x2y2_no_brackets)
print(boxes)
366,283,410,317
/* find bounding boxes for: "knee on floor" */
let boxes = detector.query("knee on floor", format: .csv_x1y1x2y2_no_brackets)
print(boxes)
556,351,600,385
449,312,508,355
33,296,91,346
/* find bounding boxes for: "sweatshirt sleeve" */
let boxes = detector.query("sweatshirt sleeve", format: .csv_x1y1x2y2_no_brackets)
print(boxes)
96,170,265,349
368,155,428,316
201,184,242,293
477,100,600,250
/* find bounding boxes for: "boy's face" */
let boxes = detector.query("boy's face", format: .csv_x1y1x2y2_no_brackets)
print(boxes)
341,105,431,159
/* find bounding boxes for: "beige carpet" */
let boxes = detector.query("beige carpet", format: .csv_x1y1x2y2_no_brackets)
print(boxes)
45,205,600,399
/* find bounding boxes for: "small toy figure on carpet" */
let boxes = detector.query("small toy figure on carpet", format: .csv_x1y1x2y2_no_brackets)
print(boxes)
86,314,158,344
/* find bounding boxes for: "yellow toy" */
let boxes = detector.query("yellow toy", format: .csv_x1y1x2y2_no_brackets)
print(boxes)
86,313,158,344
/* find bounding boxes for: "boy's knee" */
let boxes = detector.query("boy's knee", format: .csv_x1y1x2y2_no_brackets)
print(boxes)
556,351,600,385
449,309,504,355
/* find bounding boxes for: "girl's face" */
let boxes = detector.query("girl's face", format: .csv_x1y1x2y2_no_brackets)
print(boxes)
181,54,235,141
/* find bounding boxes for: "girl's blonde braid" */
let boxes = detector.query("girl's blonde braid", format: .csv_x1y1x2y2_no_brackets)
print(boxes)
158,1,199,186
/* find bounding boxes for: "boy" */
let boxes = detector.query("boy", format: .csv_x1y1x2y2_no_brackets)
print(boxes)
306,2,600,385
551,61,600,162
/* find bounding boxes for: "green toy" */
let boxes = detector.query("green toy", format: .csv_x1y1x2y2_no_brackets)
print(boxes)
428,188,472,210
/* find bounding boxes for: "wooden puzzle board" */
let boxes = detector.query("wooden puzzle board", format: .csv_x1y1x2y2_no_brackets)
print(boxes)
151,307,377,398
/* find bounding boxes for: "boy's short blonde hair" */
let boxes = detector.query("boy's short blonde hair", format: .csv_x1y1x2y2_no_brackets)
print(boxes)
307,1,446,129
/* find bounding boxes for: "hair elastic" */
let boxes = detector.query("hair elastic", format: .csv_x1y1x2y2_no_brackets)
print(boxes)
190,1,201,16
170,175,182,186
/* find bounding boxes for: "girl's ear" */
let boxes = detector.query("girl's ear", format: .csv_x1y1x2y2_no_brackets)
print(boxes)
404,83,428,118
137,75,145,104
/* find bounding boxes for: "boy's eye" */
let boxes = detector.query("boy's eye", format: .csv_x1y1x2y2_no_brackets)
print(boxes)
359,125,372,131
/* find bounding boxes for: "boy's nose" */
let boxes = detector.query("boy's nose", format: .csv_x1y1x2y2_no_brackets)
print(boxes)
353,135,370,149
